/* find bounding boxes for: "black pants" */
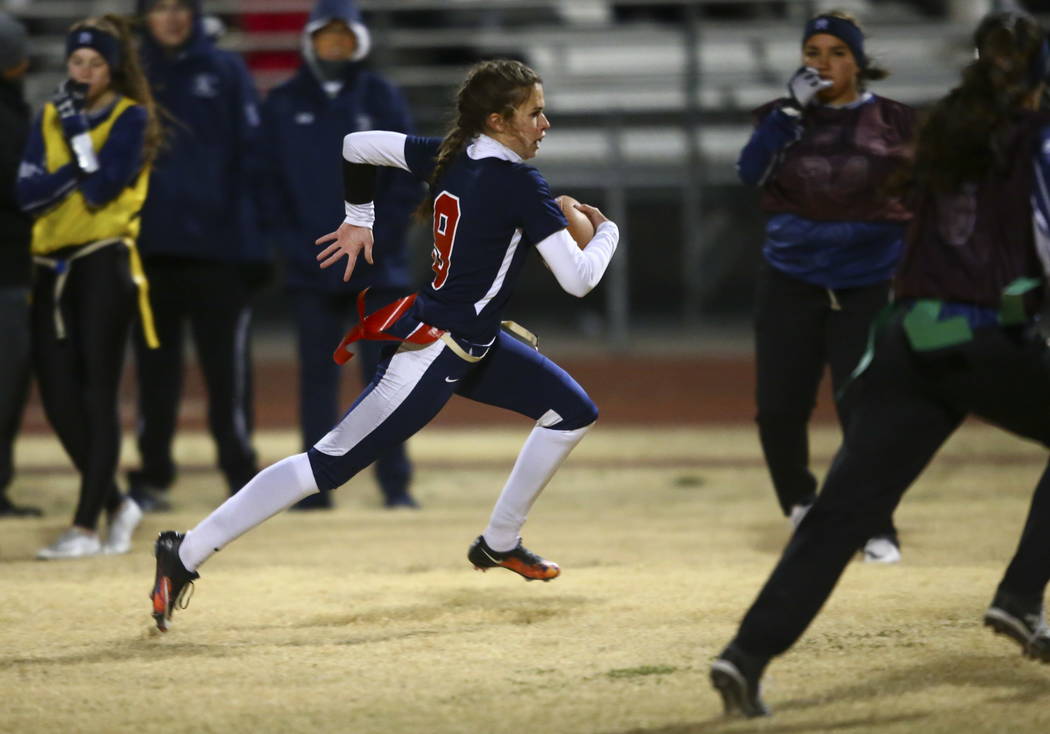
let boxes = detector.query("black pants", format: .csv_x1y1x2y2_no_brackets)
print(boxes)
32,245,133,529
290,287,412,504
0,286,31,495
754,263,894,538
131,256,257,494
736,316,1050,658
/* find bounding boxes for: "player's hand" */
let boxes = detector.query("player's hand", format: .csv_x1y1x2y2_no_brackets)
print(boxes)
315,221,374,282
786,66,832,109
53,79,89,115
574,202,610,230
53,79,98,173
52,79,90,137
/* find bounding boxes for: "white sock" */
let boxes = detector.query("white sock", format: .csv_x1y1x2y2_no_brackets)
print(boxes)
179,453,319,571
482,423,592,551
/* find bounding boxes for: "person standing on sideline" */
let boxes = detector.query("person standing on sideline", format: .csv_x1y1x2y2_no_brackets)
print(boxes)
148,60,619,632
712,11,1050,718
262,0,421,510
128,0,265,510
18,15,162,558
0,12,40,517
736,11,915,562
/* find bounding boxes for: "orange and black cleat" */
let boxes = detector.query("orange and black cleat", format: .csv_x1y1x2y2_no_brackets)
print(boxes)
467,535,560,581
150,531,199,632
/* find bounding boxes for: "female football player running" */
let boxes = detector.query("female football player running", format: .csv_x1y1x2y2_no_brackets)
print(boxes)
149,59,618,631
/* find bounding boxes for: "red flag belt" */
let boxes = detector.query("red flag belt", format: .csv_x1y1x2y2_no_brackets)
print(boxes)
333,289,445,365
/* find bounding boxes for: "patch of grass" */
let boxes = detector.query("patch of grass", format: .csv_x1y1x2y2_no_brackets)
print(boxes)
606,665,678,679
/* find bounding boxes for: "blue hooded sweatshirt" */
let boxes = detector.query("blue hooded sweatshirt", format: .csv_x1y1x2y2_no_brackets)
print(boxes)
135,0,266,264
260,0,420,293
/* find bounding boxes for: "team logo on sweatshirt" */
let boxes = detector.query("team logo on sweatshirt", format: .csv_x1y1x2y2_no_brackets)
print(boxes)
192,73,220,98
294,112,315,125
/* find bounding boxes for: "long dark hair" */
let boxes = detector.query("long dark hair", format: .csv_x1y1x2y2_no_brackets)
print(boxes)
905,12,1045,194
415,59,541,220
70,14,164,167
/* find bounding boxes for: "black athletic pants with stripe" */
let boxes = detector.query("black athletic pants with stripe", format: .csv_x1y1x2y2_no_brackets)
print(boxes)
735,314,1050,658
32,245,132,529
131,256,257,495
754,262,896,541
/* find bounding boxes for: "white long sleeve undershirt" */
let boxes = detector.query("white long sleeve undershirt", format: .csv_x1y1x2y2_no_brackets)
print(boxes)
536,222,619,297
341,130,619,295
342,131,410,228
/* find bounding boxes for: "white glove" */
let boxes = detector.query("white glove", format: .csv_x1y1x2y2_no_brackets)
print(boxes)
786,66,833,109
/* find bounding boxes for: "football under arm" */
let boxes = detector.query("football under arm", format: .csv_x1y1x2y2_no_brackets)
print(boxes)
536,222,619,297
341,131,411,229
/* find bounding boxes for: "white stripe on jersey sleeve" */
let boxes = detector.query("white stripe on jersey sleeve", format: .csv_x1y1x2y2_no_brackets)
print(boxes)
536,222,619,297
342,130,411,170
474,228,523,315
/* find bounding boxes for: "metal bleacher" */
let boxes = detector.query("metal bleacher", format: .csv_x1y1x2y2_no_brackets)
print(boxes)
10,0,982,339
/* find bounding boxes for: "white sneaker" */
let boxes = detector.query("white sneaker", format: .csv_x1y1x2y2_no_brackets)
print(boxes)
789,502,813,529
863,536,902,564
37,527,102,560
104,497,143,555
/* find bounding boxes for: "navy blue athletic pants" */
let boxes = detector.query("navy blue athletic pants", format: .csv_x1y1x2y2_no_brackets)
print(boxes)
308,329,597,491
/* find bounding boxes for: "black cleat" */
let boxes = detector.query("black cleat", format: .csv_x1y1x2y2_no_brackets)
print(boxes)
710,643,770,718
984,590,1050,662
467,535,560,581
150,531,199,632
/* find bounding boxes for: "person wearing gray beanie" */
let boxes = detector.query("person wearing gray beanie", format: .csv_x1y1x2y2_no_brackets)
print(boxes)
0,11,28,73
0,10,40,517
0,12,28,73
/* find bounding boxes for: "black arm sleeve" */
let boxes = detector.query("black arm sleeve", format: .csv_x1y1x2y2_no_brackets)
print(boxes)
343,159,377,205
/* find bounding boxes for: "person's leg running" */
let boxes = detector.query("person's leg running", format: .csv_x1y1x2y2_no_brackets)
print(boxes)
179,453,318,571
733,321,963,659
177,338,467,572
947,328,1050,603
455,332,598,550
357,337,415,505
754,264,829,515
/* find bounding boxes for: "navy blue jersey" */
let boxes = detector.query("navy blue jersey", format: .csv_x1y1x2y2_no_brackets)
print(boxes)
402,135,568,342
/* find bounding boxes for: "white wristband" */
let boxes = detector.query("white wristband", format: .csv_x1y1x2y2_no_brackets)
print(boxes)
344,201,375,228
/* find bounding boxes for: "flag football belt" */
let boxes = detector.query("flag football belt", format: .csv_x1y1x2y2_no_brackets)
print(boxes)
333,289,481,365
33,237,159,348
840,276,1044,397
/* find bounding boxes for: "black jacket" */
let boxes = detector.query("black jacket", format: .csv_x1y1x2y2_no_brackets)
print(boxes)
0,77,31,287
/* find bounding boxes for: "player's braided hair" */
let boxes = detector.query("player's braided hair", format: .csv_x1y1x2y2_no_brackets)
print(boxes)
904,11,1045,194
70,15,164,167
415,59,542,220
